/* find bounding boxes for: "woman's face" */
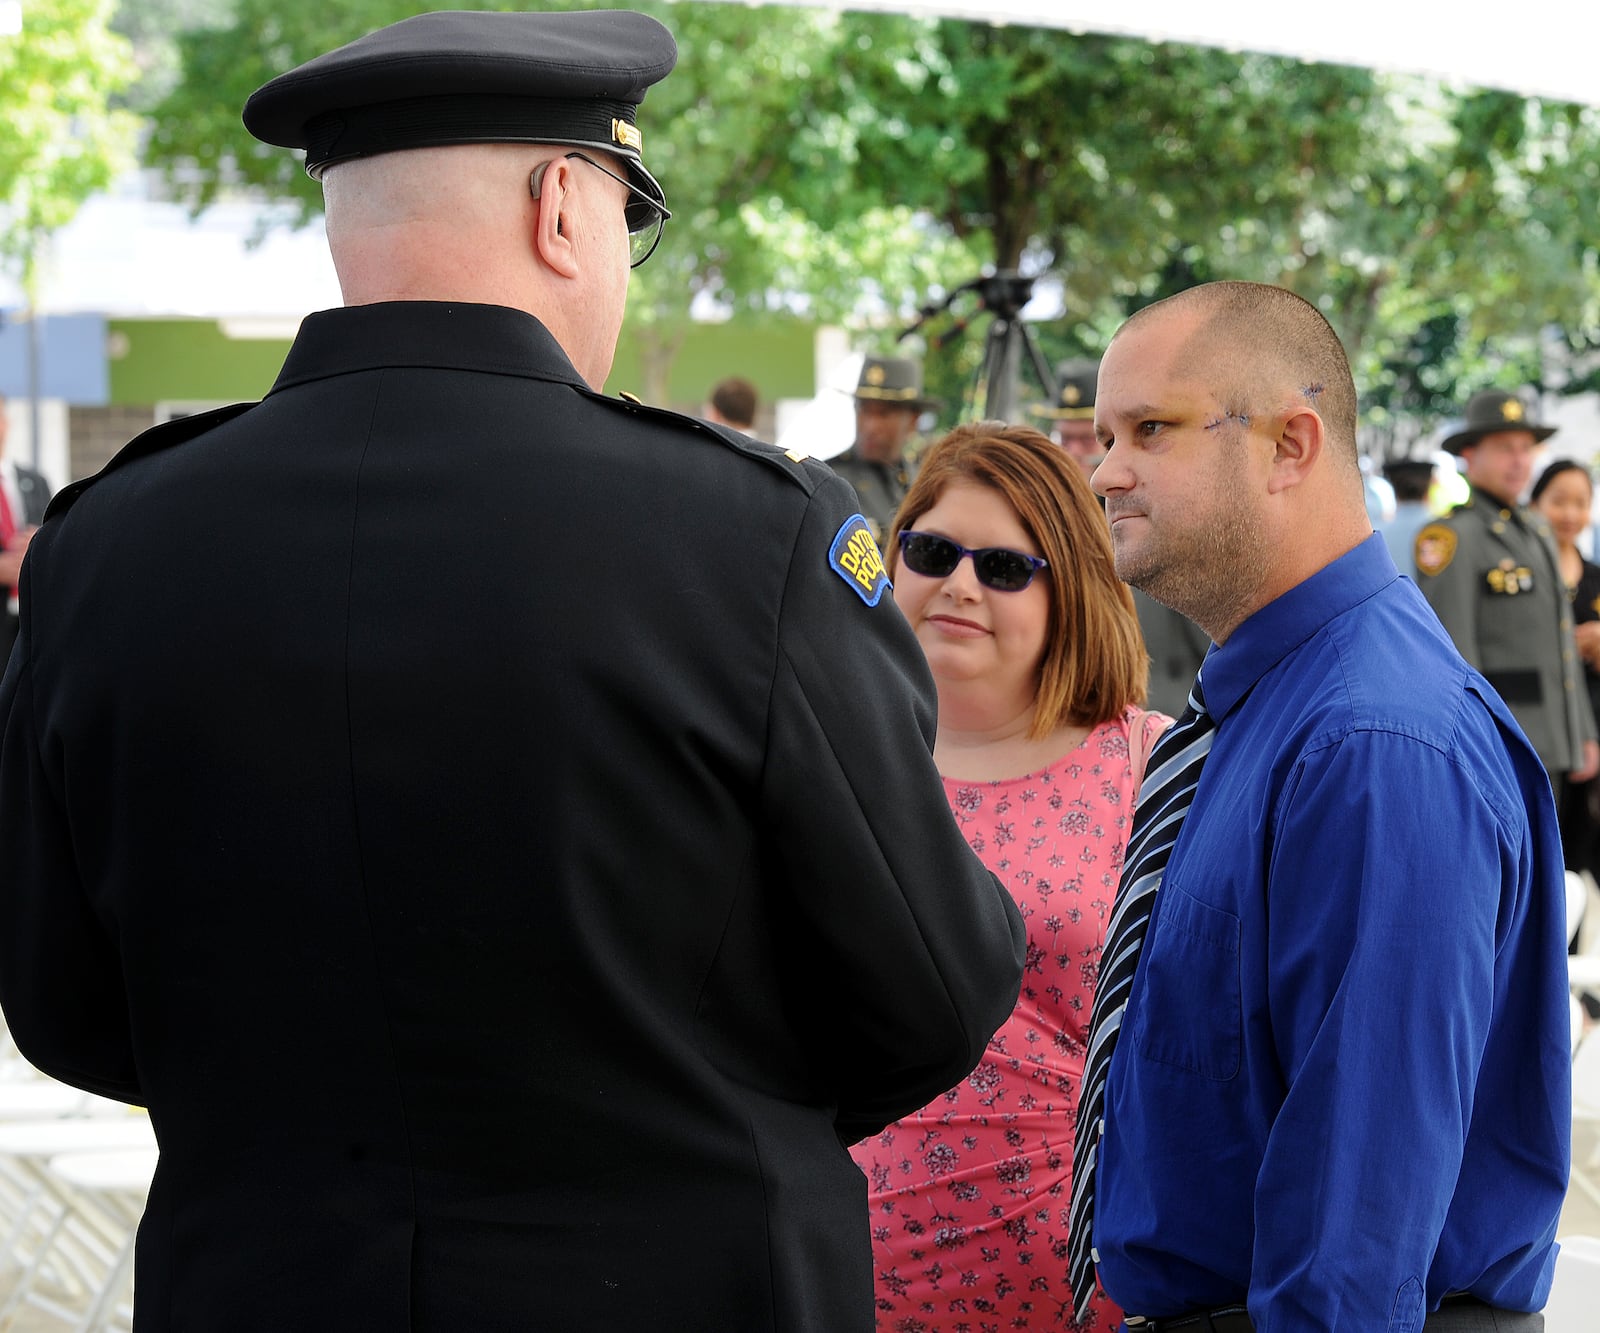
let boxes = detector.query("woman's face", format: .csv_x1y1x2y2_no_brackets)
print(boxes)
1535,468,1594,548
892,479,1052,707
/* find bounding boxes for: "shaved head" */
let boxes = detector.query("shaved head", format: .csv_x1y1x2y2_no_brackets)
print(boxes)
1093,281,1372,641
1117,281,1360,471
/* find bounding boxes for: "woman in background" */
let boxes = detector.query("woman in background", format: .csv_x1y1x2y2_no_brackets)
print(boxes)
1533,457,1600,896
850,422,1168,1331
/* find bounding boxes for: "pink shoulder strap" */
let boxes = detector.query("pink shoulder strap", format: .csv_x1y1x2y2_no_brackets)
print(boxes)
1128,709,1174,792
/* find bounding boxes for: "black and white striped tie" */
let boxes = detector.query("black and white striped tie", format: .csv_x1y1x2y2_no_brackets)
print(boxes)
1068,674,1217,1323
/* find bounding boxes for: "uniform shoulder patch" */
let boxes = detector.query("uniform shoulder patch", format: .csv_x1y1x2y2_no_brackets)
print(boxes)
1414,522,1458,577
829,514,891,606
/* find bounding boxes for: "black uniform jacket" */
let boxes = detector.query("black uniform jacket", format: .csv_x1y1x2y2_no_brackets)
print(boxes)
0,302,1025,1332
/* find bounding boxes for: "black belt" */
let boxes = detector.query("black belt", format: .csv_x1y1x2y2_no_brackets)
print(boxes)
1125,1308,1250,1333
1126,1295,1537,1333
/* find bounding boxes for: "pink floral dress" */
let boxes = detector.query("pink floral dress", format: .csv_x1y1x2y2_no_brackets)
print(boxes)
850,708,1159,1332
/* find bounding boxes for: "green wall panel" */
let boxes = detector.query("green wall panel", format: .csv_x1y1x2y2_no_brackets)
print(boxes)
108,320,295,404
109,316,818,410
608,320,817,410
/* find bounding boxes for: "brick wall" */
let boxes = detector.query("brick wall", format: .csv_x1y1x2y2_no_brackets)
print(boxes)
68,405,157,481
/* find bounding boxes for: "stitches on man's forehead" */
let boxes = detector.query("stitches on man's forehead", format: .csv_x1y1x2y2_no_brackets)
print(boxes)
1205,409,1252,433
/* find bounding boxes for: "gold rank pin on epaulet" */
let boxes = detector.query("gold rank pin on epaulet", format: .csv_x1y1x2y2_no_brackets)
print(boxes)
784,447,809,463
618,391,644,405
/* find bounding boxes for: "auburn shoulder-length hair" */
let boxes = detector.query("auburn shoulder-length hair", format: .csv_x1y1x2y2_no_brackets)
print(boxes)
887,421,1149,737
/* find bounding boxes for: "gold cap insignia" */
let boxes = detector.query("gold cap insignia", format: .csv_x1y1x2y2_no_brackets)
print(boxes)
1064,384,1081,405
1414,523,1458,577
612,118,643,152
865,365,886,387
1501,399,1525,422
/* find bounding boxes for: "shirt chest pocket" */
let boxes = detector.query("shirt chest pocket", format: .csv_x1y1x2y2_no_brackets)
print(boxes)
1130,883,1242,1081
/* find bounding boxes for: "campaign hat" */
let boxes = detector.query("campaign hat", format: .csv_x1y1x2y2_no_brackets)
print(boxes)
1033,358,1101,420
849,356,939,411
242,10,677,216
1439,389,1557,455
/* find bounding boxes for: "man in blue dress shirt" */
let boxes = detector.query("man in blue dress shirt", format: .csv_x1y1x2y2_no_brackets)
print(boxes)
1088,281,1569,1331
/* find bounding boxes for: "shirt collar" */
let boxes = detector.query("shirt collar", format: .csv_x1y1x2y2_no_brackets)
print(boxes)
270,301,586,395
1199,533,1398,724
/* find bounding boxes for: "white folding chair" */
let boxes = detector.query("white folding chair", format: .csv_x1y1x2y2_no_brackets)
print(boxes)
0,1116,155,1332
1570,1033,1600,1210
1545,1234,1600,1332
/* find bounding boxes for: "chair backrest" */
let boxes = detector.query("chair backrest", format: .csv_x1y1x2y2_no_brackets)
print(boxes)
1568,871,1588,947
1546,1235,1600,1331
1573,1031,1600,1119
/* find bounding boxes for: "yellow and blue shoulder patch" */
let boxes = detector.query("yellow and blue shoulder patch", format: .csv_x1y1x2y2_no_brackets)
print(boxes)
830,514,891,606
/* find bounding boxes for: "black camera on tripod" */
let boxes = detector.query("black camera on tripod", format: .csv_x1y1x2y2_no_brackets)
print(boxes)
898,269,1056,425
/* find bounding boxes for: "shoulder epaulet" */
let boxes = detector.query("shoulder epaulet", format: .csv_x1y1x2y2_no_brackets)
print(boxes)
576,386,819,494
45,401,258,521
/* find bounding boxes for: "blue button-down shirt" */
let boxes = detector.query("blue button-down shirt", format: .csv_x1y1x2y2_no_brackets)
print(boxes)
1096,535,1570,1331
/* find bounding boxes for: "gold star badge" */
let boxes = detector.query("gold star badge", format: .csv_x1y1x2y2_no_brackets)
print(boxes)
1501,399,1525,422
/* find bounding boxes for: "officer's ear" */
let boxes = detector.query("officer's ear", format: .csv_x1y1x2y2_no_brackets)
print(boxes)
1266,405,1324,496
530,158,580,279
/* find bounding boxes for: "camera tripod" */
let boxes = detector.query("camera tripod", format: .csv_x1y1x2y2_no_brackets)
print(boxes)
898,271,1058,425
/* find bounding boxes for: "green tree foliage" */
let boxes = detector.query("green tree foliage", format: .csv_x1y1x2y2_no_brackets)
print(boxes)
111,0,236,110
0,0,139,298
138,3,1600,437
813,15,1600,442
141,0,986,397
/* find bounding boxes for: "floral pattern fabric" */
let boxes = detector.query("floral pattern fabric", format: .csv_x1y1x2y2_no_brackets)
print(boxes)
850,709,1149,1332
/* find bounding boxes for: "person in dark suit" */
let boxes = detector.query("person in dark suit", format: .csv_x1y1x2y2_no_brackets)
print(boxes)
0,393,53,664
0,12,1025,1332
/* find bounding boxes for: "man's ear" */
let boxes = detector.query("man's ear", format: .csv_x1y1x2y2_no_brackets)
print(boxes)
531,159,580,279
1267,406,1324,495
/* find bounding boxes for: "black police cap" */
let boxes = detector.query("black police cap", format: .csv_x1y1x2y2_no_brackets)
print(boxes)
242,9,677,212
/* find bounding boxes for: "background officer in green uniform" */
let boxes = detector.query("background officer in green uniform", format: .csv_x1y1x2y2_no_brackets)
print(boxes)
827,355,936,544
1037,355,1210,714
1034,357,1104,476
1414,388,1599,794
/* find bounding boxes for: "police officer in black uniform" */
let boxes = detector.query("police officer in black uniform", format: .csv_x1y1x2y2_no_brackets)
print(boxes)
0,12,1025,1331
1415,388,1599,792
827,354,936,543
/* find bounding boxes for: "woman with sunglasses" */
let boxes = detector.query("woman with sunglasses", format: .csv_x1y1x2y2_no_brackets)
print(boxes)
848,421,1165,1332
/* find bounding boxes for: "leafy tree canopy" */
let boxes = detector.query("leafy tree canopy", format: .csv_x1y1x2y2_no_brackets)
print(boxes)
0,0,139,297
135,2,1600,443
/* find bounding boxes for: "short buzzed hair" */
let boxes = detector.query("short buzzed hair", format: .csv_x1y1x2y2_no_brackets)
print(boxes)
1123,282,1359,466
709,377,758,430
